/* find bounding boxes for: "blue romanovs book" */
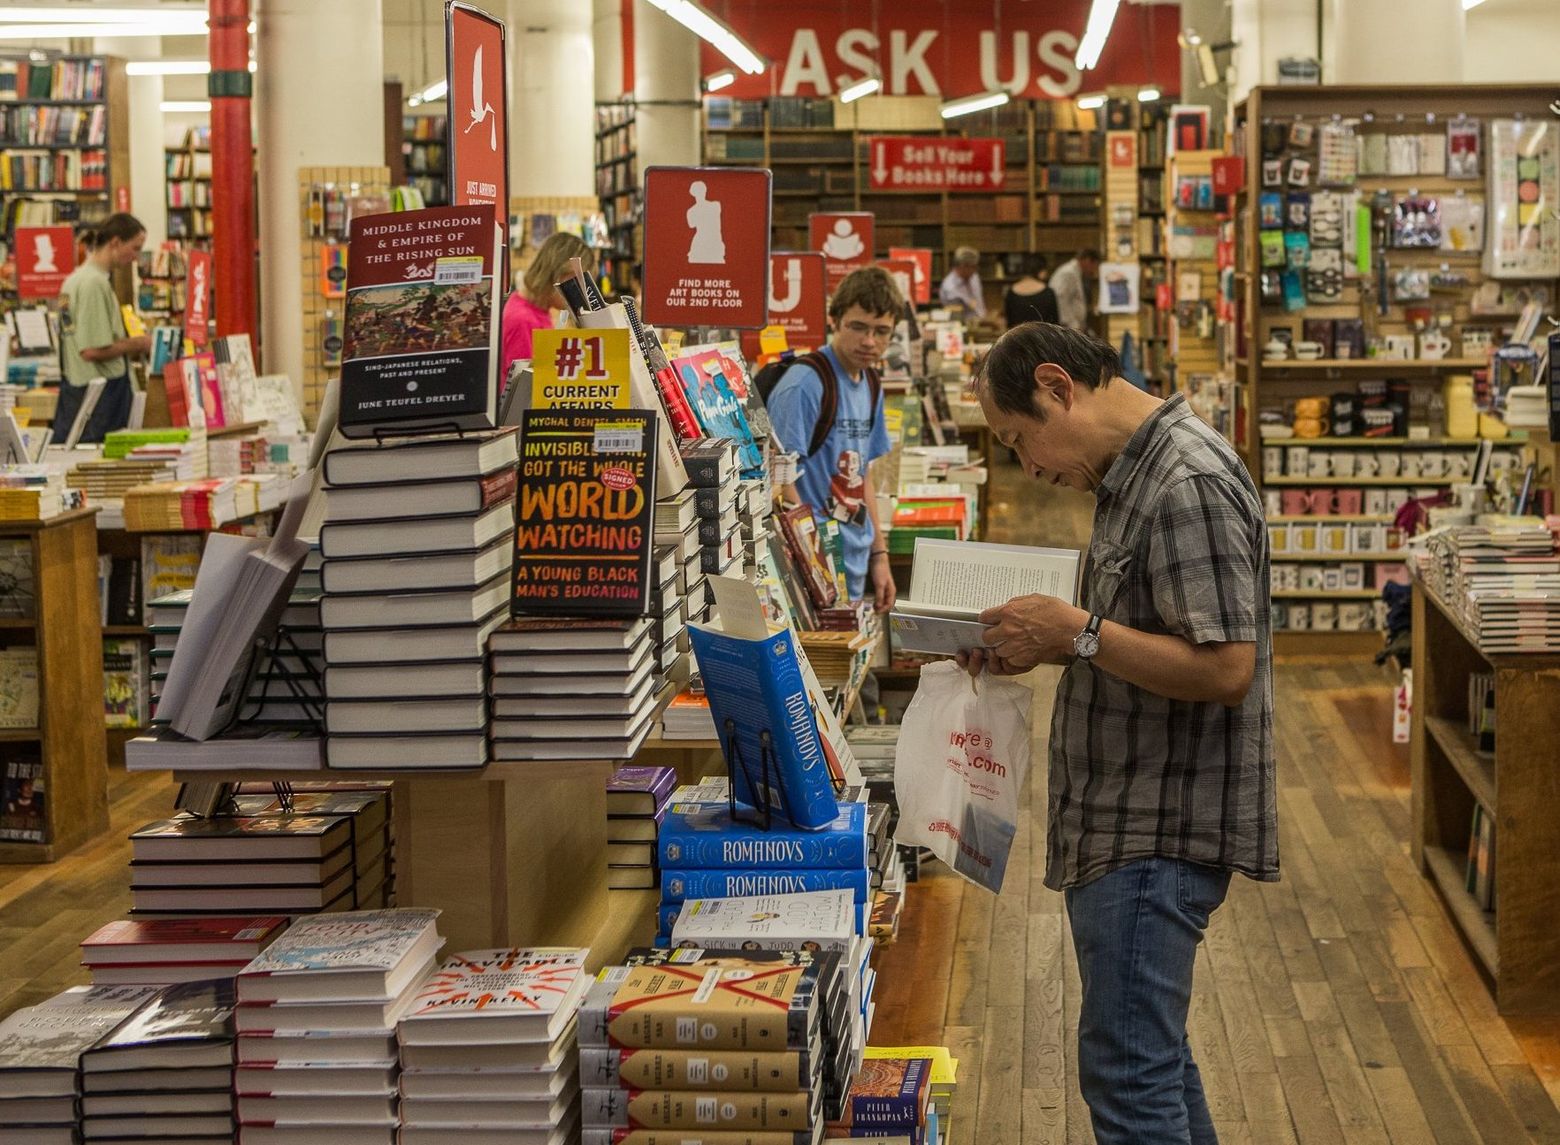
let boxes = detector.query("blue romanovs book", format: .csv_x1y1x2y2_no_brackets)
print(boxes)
661,867,869,904
686,622,838,832
658,802,868,870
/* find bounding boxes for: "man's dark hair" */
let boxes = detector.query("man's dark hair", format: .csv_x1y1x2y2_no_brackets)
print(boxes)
973,321,1119,418
1077,247,1102,263
829,265,904,323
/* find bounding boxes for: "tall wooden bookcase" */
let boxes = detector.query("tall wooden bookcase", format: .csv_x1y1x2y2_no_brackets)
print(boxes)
0,509,108,864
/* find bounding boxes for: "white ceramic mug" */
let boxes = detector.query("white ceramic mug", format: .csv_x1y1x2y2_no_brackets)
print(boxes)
1330,452,1357,478
1378,452,1402,477
1356,453,1381,478
1312,602,1338,630
1290,604,1312,630
1307,453,1332,478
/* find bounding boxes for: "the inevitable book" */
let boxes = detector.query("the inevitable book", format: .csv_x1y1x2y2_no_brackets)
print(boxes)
398,947,590,1046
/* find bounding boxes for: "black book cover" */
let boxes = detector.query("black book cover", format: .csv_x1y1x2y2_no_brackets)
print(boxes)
693,485,735,519
513,408,658,618
697,514,733,547
678,440,732,488
106,556,141,627
83,978,237,1061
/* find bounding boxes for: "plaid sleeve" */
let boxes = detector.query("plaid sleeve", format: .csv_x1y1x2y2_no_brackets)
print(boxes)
1146,474,1263,644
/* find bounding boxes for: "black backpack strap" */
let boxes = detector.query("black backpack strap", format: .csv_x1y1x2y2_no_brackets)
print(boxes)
804,350,838,458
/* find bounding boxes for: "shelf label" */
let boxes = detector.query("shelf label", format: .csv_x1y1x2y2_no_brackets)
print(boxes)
866,136,1006,192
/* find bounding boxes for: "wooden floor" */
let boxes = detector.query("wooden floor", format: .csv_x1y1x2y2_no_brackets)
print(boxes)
4,451,1560,1143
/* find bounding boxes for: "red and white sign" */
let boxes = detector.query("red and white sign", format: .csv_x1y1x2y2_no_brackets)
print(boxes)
878,259,917,308
1212,155,1246,197
698,1,1181,100
447,3,508,288
184,248,211,346
810,212,874,293
764,251,828,352
1108,131,1137,169
889,247,933,305
866,137,1005,192
15,225,73,300
642,166,772,329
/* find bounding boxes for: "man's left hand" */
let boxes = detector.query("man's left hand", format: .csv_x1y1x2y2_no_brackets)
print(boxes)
870,554,897,613
980,594,1090,671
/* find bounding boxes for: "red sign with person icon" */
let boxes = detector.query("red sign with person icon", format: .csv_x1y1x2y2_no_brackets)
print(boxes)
642,166,773,330
889,247,933,304
810,212,875,294
15,225,73,300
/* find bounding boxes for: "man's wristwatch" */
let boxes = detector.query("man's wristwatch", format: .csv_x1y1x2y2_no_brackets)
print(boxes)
1073,614,1103,661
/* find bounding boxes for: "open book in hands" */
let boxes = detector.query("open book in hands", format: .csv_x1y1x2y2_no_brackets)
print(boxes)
890,537,1081,656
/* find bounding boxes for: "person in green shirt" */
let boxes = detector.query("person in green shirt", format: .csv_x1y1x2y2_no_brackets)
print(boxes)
57,212,149,444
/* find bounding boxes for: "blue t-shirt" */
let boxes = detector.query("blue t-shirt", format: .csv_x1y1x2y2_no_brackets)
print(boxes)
767,346,891,600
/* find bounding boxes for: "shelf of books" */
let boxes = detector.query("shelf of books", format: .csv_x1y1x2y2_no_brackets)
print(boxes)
401,113,448,206
594,101,638,295
164,128,212,243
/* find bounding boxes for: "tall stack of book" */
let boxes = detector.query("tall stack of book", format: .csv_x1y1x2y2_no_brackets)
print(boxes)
0,985,155,1142
656,686,714,741
234,908,443,1141
862,1046,958,1145
605,765,675,890
683,437,743,602
79,979,238,1142
126,788,391,916
0,466,83,520
487,617,657,762
655,487,705,630
579,955,824,1142
396,946,591,1143
825,1054,934,1143
648,544,686,682
317,430,519,770
737,476,773,579
81,916,288,986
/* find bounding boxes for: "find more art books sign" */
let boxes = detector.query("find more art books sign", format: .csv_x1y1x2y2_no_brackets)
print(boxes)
642,166,772,330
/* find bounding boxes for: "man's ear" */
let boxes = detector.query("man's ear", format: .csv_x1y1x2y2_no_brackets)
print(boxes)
1032,363,1075,412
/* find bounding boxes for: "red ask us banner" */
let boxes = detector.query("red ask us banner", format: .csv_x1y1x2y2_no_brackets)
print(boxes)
867,137,1005,192
889,247,933,304
15,225,73,300
184,249,211,346
810,212,874,294
642,166,772,329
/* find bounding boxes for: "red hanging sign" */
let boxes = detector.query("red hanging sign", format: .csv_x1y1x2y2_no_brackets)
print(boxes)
877,259,917,308
14,225,73,300
810,212,874,293
1212,155,1245,197
446,3,509,286
642,166,772,329
184,248,211,345
888,247,933,304
764,251,828,352
866,136,1006,192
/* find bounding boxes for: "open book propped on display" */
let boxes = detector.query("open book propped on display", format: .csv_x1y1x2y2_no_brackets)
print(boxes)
155,471,315,740
890,537,1081,656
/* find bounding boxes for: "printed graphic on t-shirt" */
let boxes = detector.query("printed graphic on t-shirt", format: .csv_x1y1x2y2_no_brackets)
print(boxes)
828,449,867,527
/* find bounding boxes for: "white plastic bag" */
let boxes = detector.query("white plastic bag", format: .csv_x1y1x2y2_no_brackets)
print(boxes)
892,661,1032,893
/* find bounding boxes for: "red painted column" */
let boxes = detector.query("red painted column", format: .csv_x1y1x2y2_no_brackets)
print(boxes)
208,0,256,340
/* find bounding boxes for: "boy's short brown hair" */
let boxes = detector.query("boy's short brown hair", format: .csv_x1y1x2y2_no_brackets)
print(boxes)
828,265,905,323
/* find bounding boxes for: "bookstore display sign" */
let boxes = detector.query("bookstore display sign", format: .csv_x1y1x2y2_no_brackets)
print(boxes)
184,248,210,346
758,251,827,355
810,212,874,293
530,327,632,409
642,166,772,330
866,136,1006,192
14,225,72,300
445,2,508,216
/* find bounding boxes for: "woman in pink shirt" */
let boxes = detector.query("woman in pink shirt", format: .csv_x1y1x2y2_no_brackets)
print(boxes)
501,232,597,384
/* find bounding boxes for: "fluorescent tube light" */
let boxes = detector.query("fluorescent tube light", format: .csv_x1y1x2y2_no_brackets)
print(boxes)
0,19,207,38
416,79,448,103
1463,0,1486,8
705,68,736,92
1075,0,1122,70
160,100,211,113
646,0,765,75
839,75,881,104
127,60,209,76
0,5,204,21
1138,86,1161,102
940,90,1010,120
1076,93,1107,110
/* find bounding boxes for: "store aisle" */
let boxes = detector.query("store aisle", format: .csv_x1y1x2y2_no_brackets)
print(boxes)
871,449,1560,1144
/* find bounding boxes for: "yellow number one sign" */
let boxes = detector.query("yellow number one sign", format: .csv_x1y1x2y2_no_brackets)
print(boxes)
530,328,632,409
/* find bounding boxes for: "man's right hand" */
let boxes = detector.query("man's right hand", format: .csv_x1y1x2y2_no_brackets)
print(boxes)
126,334,152,357
954,647,1023,679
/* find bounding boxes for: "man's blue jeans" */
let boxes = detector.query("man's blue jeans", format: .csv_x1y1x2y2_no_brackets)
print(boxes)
1064,857,1231,1145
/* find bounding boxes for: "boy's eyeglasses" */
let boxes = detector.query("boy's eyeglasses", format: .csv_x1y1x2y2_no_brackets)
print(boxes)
844,320,895,340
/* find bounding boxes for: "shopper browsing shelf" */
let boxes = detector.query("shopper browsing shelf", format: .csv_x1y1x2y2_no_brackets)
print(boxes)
57,212,149,444
499,231,595,385
1046,247,1100,331
937,246,986,318
1002,253,1060,328
767,266,900,612
960,323,1276,1145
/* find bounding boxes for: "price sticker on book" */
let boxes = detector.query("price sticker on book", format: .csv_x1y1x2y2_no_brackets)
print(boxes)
531,329,632,409
433,255,485,285
594,419,644,454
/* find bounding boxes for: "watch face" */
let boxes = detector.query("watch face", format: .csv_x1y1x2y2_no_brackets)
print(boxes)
1074,629,1101,659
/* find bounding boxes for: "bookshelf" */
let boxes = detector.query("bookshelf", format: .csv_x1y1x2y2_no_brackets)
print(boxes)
164,134,213,243
594,102,638,295
1410,577,1560,1013
0,509,108,864
402,114,448,206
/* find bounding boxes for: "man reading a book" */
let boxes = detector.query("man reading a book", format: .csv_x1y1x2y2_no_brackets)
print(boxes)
769,267,902,612
961,322,1276,1145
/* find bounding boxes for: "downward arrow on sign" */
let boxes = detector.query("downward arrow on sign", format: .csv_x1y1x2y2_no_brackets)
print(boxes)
873,142,888,184
990,148,1004,187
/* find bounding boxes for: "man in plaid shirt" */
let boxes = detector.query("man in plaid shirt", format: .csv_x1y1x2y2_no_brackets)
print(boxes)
960,323,1277,1145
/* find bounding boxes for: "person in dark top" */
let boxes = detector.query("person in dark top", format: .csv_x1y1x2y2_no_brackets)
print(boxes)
1003,254,1060,327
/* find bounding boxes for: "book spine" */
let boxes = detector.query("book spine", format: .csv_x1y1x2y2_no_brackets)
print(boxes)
758,630,838,831
579,1047,812,1092
848,1095,923,1128
480,466,518,508
582,1130,812,1145
681,452,725,489
656,822,866,870
655,366,704,442
693,486,728,517
662,867,868,905
579,1086,814,1130
697,517,727,547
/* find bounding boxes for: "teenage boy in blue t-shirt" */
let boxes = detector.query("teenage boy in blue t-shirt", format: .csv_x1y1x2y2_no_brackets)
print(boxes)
768,266,903,612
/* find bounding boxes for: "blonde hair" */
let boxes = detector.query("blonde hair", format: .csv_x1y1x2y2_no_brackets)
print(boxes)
522,232,596,303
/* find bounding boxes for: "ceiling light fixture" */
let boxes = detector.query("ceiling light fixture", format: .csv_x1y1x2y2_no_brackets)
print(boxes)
1462,0,1486,8
0,5,203,21
160,100,211,113
645,0,765,75
1076,93,1107,110
940,90,1010,119
1075,0,1122,71
0,19,208,39
127,60,210,76
839,75,881,104
704,68,736,92
1138,86,1162,102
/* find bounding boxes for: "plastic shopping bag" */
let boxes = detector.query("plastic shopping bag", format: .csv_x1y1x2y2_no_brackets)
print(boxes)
892,661,1032,893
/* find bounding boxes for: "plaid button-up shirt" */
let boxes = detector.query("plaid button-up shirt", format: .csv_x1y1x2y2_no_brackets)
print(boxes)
1045,393,1278,890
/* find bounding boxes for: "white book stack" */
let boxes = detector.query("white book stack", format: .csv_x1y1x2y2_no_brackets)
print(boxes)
234,908,443,1145
395,947,590,1145
316,430,520,771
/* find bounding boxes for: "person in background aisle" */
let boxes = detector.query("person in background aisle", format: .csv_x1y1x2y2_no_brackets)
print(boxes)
960,323,1276,1145
57,213,148,444
768,266,902,612
1048,247,1100,331
937,246,986,318
499,231,596,386
1003,253,1060,327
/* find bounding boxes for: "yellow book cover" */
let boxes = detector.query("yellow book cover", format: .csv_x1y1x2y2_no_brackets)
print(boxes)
600,963,812,1051
121,306,146,337
584,1087,813,1131
586,1046,811,1092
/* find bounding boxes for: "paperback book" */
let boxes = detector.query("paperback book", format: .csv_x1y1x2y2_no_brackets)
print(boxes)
398,947,590,1045
668,890,855,950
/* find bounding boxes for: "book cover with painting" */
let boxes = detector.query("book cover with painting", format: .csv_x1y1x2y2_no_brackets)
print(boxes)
339,204,503,437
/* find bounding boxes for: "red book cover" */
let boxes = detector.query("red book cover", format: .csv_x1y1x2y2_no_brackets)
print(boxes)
82,916,287,953
163,361,190,427
478,467,517,509
654,364,703,441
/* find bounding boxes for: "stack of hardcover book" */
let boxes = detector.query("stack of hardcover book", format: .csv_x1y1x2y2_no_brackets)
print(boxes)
80,916,288,986
685,437,744,596
579,955,824,1142
79,979,238,1142
0,985,155,1142
655,686,715,741
487,617,658,763
396,946,591,1143
234,908,443,1141
825,1054,935,1143
126,788,392,916
648,545,686,682
317,429,520,771
863,1045,957,1145
654,488,706,633
605,765,676,890
737,476,773,577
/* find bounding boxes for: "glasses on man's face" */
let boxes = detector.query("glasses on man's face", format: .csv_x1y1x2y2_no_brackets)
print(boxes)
844,320,895,341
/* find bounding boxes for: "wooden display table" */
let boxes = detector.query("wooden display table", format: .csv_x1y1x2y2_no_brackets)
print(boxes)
1410,579,1560,1013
